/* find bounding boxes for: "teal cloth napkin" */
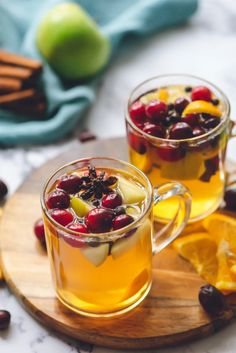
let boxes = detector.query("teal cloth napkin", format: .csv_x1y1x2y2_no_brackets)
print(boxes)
0,0,197,145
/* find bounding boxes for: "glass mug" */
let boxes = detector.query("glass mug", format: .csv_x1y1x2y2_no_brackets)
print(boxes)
125,74,231,223
41,157,191,317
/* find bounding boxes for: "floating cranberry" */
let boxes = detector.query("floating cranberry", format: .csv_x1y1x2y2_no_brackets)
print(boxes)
57,174,82,194
50,209,73,226
129,101,146,124
128,132,147,154
224,187,236,211
85,208,114,233
192,126,206,137
0,310,11,330
199,284,227,315
142,123,165,138
191,86,212,101
65,223,88,247
201,117,219,130
102,192,122,209
169,122,193,139
157,144,185,162
113,214,134,230
46,190,70,209
0,179,8,201
181,114,199,127
174,97,189,114
145,100,167,122
34,218,46,246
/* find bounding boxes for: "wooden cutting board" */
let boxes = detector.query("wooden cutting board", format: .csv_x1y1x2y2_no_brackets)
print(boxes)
0,137,236,350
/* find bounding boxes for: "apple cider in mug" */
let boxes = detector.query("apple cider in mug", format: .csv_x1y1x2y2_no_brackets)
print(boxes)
43,165,152,315
126,76,230,222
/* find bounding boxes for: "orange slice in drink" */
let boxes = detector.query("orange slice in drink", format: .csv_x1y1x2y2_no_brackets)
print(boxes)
182,100,221,117
173,232,218,284
140,88,169,104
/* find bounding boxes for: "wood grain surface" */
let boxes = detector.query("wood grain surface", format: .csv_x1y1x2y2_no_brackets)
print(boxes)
0,137,236,350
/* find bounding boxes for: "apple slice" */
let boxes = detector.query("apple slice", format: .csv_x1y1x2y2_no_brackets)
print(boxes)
80,243,109,267
70,196,92,217
118,176,146,204
111,219,151,259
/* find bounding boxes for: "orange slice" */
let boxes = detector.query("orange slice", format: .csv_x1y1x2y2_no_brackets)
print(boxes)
140,88,169,104
182,100,221,117
173,232,218,284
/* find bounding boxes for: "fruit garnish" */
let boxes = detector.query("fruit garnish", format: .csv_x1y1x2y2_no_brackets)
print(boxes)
129,101,146,125
0,179,8,201
173,232,218,284
85,207,114,233
181,114,199,127
111,219,151,259
112,214,134,230
145,100,167,123
160,152,204,180
34,218,46,246
64,223,87,248
140,88,169,104
192,126,206,137
46,190,70,209
70,196,92,217
203,214,236,248
50,209,74,226
57,174,82,194
182,100,221,117
169,122,193,139
224,187,236,211
157,144,185,162
81,243,110,266
127,132,147,154
118,176,146,204
102,192,122,209
191,86,212,102
200,116,220,129
174,97,189,114
143,123,165,138
199,284,227,315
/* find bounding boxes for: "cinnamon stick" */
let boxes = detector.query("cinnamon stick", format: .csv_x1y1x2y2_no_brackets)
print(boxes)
0,77,23,93
0,65,35,81
0,89,41,106
0,50,42,73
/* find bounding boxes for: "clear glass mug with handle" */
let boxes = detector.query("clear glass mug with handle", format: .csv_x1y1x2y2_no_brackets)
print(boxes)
41,157,191,317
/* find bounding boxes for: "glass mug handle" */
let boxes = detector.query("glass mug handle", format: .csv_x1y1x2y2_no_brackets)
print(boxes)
152,182,192,254
229,120,236,138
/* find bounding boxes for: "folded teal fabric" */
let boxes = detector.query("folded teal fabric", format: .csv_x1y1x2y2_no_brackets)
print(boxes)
0,0,197,145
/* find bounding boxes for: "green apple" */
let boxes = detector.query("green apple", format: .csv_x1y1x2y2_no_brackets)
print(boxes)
70,196,92,217
81,243,109,267
118,176,146,204
36,2,110,80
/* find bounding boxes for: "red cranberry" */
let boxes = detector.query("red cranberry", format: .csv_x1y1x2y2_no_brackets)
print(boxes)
224,187,236,211
192,126,206,137
113,214,134,230
79,130,97,143
34,218,46,246
145,100,167,122
143,123,165,138
129,101,146,124
0,310,11,330
174,97,189,114
181,114,199,127
57,174,82,194
200,117,220,129
46,190,70,209
102,192,122,209
65,223,88,247
169,122,193,139
50,209,73,226
157,145,185,162
191,86,212,101
0,179,8,201
128,132,147,154
85,208,114,233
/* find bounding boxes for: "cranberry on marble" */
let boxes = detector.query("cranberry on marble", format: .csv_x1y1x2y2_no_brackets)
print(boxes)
0,310,11,330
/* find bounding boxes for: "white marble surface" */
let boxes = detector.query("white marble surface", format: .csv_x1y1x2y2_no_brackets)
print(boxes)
1,0,236,351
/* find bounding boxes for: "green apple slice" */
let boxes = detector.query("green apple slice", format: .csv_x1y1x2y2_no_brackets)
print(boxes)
81,243,109,267
111,219,151,259
118,176,146,204
70,196,92,217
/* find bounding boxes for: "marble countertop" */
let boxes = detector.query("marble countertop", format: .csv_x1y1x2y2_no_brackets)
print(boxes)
1,0,236,352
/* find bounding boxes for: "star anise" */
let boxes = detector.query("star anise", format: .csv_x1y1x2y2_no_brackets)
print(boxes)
79,165,117,201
